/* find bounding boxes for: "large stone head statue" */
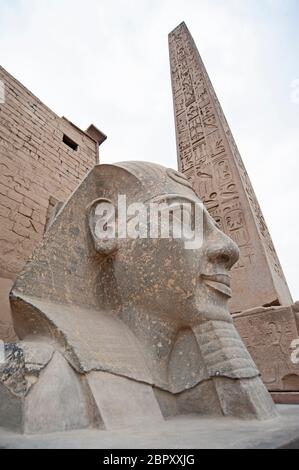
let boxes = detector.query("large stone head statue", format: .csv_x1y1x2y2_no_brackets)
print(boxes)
88,162,238,327
2,162,277,434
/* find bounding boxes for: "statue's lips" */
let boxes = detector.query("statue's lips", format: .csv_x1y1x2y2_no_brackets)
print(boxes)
201,274,232,298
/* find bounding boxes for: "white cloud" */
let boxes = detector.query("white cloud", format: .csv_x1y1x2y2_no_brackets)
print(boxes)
0,0,298,299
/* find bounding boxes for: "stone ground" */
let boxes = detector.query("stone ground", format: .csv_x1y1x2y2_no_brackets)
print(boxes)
0,405,299,449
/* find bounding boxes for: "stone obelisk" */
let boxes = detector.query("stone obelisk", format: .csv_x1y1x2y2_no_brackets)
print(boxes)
169,22,292,313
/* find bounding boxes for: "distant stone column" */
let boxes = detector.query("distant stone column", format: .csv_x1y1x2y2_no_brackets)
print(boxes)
169,22,292,313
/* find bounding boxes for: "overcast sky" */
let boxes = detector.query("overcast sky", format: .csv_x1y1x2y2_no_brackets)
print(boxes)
0,0,298,300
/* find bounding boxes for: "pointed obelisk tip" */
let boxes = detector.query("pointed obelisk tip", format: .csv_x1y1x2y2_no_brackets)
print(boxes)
168,21,187,37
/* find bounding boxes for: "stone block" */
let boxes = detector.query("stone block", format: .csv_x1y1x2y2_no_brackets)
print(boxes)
24,352,90,434
0,343,92,434
87,371,164,430
213,376,278,420
234,305,299,392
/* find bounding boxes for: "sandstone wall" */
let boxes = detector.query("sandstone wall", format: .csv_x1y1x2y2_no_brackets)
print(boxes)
0,66,102,340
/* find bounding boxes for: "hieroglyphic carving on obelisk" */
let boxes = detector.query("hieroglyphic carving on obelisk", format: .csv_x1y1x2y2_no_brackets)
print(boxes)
169,22,292,313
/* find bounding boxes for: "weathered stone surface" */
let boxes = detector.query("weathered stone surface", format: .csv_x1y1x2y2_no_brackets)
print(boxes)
0,342,95,434
176,380,223,417
169,22,292,313
153,388,178,418
87,371,163,430
213,376,277,420
21,341,54,376
10,295,152,384
24,352,90,434
4,161,277,432
2,405,299,449
271,393,299,405
234,305,299,392
0,382,23,432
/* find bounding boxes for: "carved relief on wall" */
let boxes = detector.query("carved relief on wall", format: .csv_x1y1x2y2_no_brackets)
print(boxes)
235,307,299,391
187,104,199,120
178,131,190,154
170,28,254,274
224,208,249,248
180,148,194,173
174,94,185,116
207,80,284,280
189,116,204,143
182,76,195,107
177,113,188,135
193,140,208,167
169,22,289,296
171,66,181,95
209,207,224,232
183,168,195,185
203,113,218,135
214,158,233,184
200,102,214,120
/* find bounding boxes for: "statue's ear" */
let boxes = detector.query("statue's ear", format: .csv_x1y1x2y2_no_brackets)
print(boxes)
88,198,118,255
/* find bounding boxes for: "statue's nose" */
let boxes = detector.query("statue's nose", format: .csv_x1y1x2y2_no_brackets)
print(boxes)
206,229,239,271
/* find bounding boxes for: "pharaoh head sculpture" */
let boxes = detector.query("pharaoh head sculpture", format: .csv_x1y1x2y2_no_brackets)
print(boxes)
2,162,277,434
87,162,239,327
